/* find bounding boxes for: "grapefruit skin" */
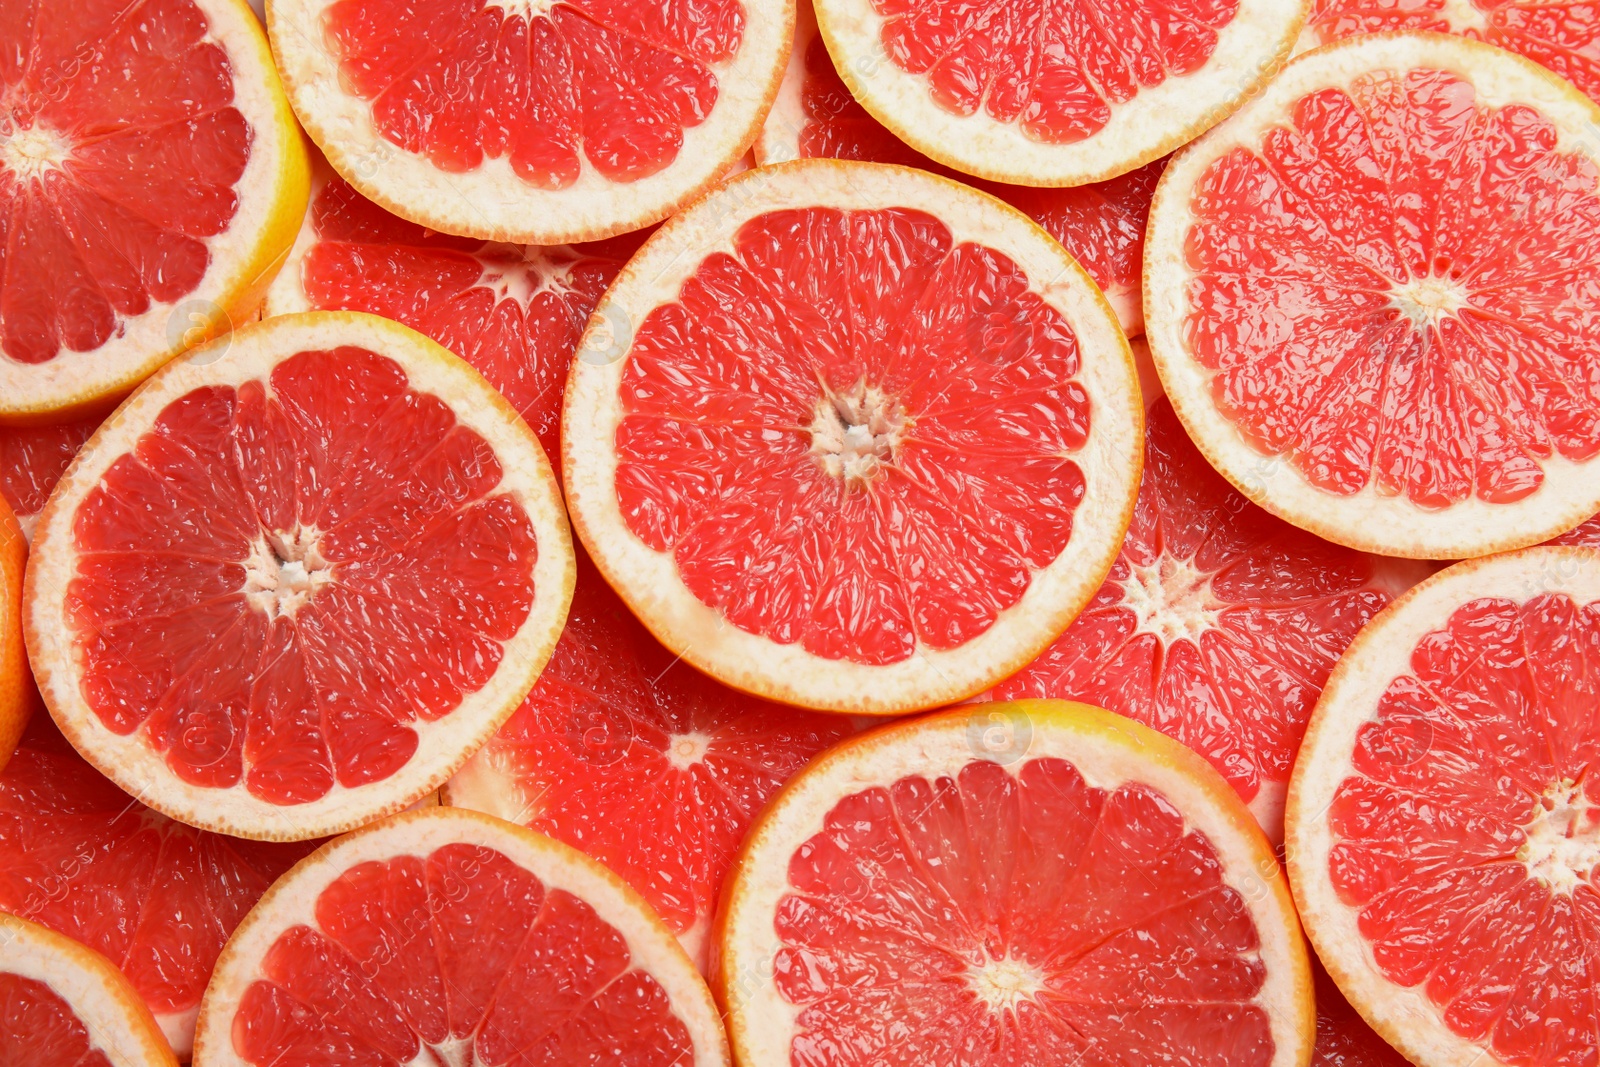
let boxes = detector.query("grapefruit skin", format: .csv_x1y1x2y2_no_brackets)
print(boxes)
0,497,26,773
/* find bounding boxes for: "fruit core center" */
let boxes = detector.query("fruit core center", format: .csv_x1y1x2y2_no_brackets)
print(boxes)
1121,556,1226,644
243,525,335,621
1390,273,1469,332
1,123,70,182
482,0,558,18
475,245,573,307
1519,778,1600,894
665,731,713,770
1438,0,1491,32
967,953,1045,1016
808,381,906,491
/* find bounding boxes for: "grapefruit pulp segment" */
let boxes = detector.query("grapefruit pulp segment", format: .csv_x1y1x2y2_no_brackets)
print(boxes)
0,416,101,540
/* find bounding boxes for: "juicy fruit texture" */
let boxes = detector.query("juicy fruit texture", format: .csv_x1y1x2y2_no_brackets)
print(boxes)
1305,1,1600,106
447,561,853,966
0,715,315,1053
869,0,1240,144
64,345,537,805
615,205,1092,666
0,416,99,537
1183,65,1600,510
322,0,744,186
0,975,117,1067
1313,963,1410,1067
1550,513,1600,548
772,753,1274,1063
281,173,626,456
1325,589,1600,1066
995,398,1398,837
0,0,247,366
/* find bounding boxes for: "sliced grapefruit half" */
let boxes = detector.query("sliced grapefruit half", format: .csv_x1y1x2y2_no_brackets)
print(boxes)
1,0,310,422
714,700,1314,1066
1145,33,1600,560
192,805,729,1067
1287,546,1600,1067
0,415,102,541
0,713,318,1057
994,395,1425,842
444,554,855,970
267,0,790,244
24,310,574,840
564,159,1142,714
265,160,630,459
807,0,1306,187
0,912,178,1067
756,0,1164,335
0,497,25,771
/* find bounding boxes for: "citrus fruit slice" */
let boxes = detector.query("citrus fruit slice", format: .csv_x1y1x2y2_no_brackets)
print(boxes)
24,310,574,840
715,700,1314,1066
0,912,178,1067
192,805,729,1067
756,0,1163,335
444,555,855,970
266,0,789,245
265,162,630,459
1302,0,1600,109
0,713,317,1056
807,0,1306,186
1,0,309,422
0,415,101,541
1145,33,1600,560
1287,546,1600,1067
564,160,1142,714
993,396,1423,842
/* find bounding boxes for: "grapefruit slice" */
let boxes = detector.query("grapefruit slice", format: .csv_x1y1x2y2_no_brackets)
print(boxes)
563,159,1142,714
444,555,855,970
266,0,789,245
756,0,1163,335
714,700,1314,1066
1287,547,1600,1067
0,713,317,1056
1145,33,1600,560
265,161,630,459
1301,0,1600,109
0,415,101,541
993,395,1424,842
192,806,729,1067
0,0,310,421
807,0,1306,186
0,912,178,1067
23,310,574,840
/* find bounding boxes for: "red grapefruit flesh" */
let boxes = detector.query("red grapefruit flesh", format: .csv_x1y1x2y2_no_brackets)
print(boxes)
0,713,317,1056
0,0,309,420
445,556,854,970
1145,33,1600,558
716,701,1314,1066
24,312,574,839
265,165,630,459
994,396,1422,842
1549,512,1600,548
0,415,100,540
1314,961,1412,1067
268,0,790,243
1288,547,1600,1067
192,806,729,1067
564,160,1142,713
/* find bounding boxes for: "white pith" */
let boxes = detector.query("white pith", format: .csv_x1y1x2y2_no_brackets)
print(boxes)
0,913,177,1067
967,953,1046,1017
810,0,1307,186
718,704,1312,1067
1287,548,1600,1067
191,808,729,1067
241,524,333,621
483,0,557,16
807,380,906,490
1119,555,1227,645
1145,33,1600,559
25,312,575,841
563,161,1142,713
1390,272,1471,331
1439,0,1491,33
1,0,306,420
1518,778,1600,895
1,124,70,183
267,0,791,243
665,731,715,771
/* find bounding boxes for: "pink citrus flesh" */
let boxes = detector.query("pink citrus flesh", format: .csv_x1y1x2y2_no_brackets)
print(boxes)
1550,513,1600,548
0,975,118,1067
1313,962,1410,1067
0,416,100,535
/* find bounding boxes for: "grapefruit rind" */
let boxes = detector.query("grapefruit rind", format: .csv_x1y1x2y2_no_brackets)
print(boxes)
191,806,730,1067
0,497,26,772
1285,547,1600,1067
713,700,1315,1067
562,159,1143,714
0,912,179,1067
266,0,792,245
810,0,1307,187
0,0,311,424
23,311,575,841
1144,33,1600,560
